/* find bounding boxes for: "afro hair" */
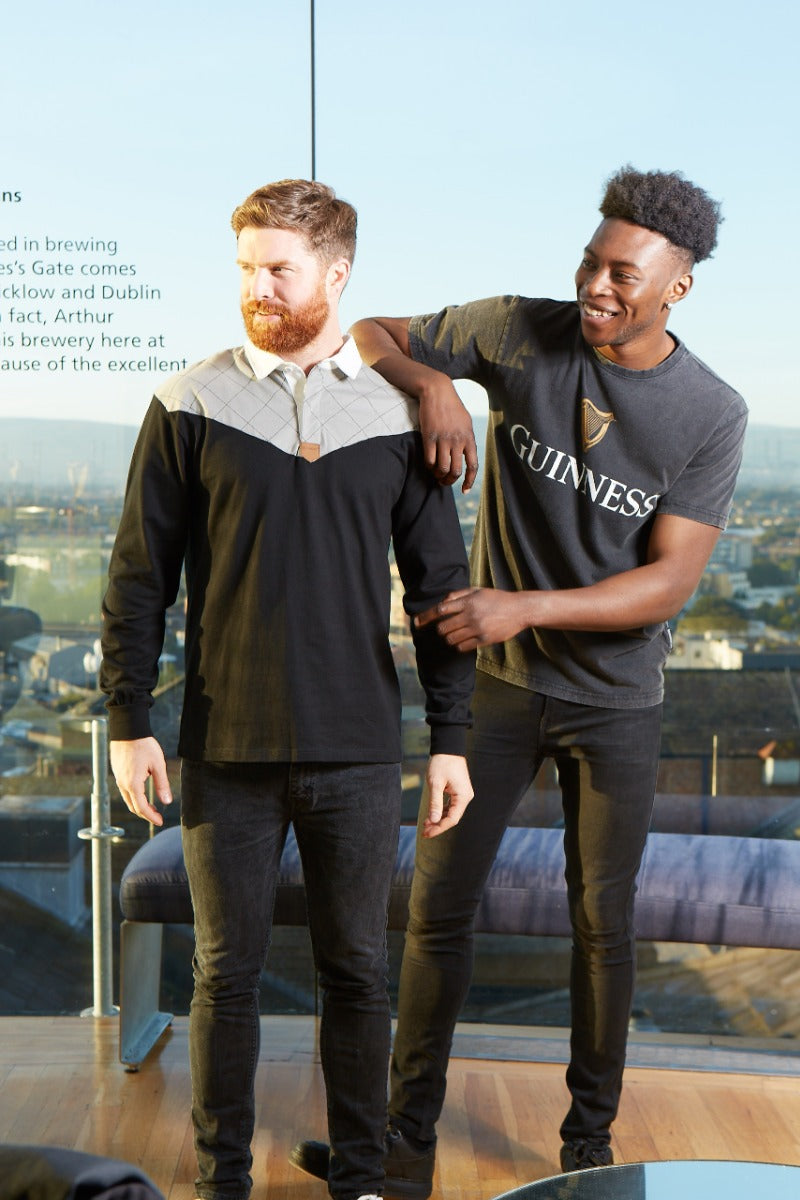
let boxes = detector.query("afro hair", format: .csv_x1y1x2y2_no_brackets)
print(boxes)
600,166,722,264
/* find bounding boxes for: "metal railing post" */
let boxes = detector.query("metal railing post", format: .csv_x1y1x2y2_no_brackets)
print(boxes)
79,717,124,1017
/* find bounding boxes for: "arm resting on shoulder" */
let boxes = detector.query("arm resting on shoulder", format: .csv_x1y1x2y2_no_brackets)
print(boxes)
350,317,478,490
416,514,723,650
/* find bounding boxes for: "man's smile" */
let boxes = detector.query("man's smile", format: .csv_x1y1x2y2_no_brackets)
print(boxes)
580,300,618,320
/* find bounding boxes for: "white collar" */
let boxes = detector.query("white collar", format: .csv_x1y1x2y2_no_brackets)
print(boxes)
243,333,363,381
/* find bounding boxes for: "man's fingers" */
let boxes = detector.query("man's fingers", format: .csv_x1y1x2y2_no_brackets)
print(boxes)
414,604,441,630
139,800,164,827
118,784,164,827
462,445,479,493
423,791,470,837
424,437,462,487
151,762,173,807
440,620,482,651
439,443,464,486
422,756,474,838
414,589,478,630
423,794,449,838
422,434,440,472
424,434,478,490
433,609,481,649
427,791,445,826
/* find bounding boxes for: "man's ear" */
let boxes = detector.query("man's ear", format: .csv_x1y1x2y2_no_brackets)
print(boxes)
326,257,351,297
667,271,693,307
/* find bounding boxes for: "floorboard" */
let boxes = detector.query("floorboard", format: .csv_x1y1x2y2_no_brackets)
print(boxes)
1,1017,799,1198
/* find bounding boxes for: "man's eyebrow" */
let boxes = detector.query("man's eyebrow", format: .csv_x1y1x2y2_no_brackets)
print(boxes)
582,247,642,270
236,257,296,268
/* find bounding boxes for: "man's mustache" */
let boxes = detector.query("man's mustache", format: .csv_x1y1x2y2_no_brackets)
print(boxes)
243,301,288,317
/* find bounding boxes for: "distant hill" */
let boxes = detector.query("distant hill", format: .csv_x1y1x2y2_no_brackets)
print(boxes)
0,418,138,492
0,415,797,492
734,424,800,488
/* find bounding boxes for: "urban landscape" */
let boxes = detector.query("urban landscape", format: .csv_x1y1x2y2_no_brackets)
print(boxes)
1,415,800,1045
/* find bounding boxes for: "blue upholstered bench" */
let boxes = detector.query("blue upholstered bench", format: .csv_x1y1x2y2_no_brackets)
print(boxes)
118,823,800,1068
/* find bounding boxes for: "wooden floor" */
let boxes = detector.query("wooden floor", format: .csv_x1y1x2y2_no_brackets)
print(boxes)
1,1016,799,1198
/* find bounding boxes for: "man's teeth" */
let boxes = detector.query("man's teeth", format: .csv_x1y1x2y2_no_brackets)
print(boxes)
583,303,615,318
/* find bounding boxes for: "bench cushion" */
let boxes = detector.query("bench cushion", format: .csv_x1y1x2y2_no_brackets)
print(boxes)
635,830,800,948
467,827,800,949
120,824,800,950
119,825,307,926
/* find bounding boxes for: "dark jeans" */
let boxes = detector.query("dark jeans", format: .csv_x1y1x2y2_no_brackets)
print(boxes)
181,759,402,1200
390,672,662,1147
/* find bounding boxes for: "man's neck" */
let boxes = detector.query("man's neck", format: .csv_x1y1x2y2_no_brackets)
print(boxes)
594,329,677,371
284,322,346,375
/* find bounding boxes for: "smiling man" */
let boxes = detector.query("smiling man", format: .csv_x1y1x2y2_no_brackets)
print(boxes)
290,167,748,1187
100,180,474,1200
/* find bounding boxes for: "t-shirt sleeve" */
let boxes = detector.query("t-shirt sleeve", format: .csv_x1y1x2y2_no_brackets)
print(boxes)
408,296,517,387
657,400,748,529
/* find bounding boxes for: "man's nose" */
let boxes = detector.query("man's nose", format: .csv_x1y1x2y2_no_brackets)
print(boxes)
582,267,610,296
250,268,274,300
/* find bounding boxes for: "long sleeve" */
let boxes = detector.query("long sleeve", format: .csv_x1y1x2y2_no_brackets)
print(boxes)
392,438,475,755
100,398,190,739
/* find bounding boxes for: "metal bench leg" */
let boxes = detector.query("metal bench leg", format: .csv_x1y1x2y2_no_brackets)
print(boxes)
119,920,174,1070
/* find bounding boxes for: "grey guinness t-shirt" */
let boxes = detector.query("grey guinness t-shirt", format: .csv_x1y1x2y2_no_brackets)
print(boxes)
409,295,748,709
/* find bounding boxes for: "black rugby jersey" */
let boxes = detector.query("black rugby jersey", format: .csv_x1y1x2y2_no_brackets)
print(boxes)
101,339,474,761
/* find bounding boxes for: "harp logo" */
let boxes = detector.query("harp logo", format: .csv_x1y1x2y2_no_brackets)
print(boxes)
582,398,615,451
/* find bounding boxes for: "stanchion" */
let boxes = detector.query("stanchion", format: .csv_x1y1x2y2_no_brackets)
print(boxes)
79,717,125,1017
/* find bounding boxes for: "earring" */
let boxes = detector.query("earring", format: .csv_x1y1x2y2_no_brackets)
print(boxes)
665,302,673,310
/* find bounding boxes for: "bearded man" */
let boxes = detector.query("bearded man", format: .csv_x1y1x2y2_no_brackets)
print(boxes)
100,179,475,1200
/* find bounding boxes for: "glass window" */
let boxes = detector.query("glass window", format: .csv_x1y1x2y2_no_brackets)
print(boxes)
2,2,798,1058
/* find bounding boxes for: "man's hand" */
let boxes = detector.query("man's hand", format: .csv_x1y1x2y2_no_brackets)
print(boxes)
416,587,530,652
417,376,479,492
423,753,474,838
349,318,479,492
110,736,172,826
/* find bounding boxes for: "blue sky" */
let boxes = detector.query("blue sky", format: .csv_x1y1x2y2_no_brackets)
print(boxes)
1,0,798,427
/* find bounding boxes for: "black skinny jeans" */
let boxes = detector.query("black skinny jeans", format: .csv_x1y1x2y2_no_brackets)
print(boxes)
181,759,402,1200
390,671,662,1146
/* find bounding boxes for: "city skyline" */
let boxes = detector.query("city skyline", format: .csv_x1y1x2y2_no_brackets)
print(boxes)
3,414,800,493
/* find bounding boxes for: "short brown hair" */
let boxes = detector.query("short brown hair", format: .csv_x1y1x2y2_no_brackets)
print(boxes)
231,179,357,264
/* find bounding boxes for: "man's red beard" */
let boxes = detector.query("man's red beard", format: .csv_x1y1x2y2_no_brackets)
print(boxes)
242,286,330,355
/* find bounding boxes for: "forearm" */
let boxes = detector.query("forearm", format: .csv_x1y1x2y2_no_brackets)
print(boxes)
406,559,476,755
100,593,167,739
351,317,452,399
420,514,720,652
395,441,475,750
415,626,475,756
524,515,720,632
100,503,181,736
523,562,695,632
